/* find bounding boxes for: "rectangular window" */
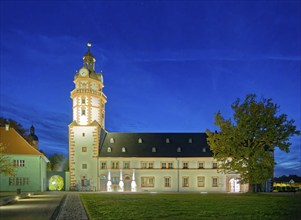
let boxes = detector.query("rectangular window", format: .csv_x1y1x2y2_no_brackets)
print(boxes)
182,177,189,187
168,162,173,169
183,162,188,169
164,177,171,188
141,177,155,187
82,98,86,104
161,162,166,169
112,177,119,185
141,162,147,169
82,132,85,137
212,177,219,187
82,164,87,169
197,176,205,187
81,109,86,116
213,163,218,169
198,162,204,169
148,162,154,169
111,161,119,169
124,161,130,169
101,162,106,169
13,160,25,167
82,147,87,152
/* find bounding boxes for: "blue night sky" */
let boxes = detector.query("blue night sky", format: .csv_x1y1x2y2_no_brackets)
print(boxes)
0,1,300,177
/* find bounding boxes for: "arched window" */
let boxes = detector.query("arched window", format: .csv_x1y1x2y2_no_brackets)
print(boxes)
107,147,112,152
138,138,143,143
110,138,114,144
166,138,170,143
122,147,126,152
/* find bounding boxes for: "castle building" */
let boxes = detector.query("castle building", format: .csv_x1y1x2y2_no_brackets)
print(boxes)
69,44,247,192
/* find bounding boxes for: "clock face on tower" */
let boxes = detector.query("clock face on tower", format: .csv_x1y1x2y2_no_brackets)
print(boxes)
79,68,89,77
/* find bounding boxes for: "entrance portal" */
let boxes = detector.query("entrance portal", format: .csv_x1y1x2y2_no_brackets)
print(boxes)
49,175,64,191
229,178,240,192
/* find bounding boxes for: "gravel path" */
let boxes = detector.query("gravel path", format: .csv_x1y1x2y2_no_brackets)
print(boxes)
57,193,88,220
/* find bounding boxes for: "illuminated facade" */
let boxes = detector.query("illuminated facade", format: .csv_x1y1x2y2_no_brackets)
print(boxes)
69,45,248,192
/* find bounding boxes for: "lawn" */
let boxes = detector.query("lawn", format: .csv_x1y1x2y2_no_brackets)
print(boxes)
81,193,301,220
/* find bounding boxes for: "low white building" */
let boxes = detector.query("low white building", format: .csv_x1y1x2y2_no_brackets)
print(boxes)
69,44,248,193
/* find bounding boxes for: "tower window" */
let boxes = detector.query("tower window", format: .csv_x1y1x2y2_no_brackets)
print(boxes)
82,147,87,152
110,138,114,144
82,164,87,169
82,98,86,104
82,133,85,137
81,109,86,116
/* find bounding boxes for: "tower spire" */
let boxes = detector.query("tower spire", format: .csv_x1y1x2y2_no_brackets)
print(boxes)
83,42,95,71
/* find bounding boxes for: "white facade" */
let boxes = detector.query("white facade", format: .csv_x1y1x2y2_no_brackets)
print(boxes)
69,45,248,192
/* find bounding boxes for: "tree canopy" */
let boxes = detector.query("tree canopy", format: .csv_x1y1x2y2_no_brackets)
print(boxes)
206,94,300,186
0,143,16,176
48,153,69,171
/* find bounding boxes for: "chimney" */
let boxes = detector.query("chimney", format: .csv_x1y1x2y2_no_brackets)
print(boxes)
5,124,9,131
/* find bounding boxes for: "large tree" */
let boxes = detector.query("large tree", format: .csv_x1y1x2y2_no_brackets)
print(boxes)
48,153,69,171
206,94,300,189
0,143,16,176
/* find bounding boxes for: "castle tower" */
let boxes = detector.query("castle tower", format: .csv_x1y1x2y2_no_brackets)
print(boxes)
69,43,107,190
28,125,39,150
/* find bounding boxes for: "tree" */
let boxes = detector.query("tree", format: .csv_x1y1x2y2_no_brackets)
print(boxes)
48,153,68,171
0,143,16,176
206,94,300,190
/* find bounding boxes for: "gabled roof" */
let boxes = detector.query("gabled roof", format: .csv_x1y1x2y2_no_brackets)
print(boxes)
99,132,213,157
0,127,43,156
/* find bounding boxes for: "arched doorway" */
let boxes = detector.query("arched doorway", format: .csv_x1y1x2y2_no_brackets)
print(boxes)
229,178,240,192
100,175,107,191
124,175,131,191
49,175,64,191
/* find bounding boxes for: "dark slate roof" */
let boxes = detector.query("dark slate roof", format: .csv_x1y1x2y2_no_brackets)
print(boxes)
99,131,213,157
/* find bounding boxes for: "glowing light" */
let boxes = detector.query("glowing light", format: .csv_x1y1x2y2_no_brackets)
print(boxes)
87,42,92,47
49,175,64,191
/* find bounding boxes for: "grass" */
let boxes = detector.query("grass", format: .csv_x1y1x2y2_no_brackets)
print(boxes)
81,193,301,220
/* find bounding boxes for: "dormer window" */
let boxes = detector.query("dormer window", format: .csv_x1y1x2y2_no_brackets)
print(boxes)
152,147,156,153
107,147,112,152
188,138,193,143
138,138,143,143
177,147,181,152
110,138,114,144
166,138,170,143
122,147,126,152
202,147,206,152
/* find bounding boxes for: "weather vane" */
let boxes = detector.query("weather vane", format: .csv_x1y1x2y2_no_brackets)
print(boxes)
87,42,92,47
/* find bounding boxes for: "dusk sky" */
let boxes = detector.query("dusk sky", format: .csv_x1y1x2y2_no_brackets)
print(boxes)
0,1,300,177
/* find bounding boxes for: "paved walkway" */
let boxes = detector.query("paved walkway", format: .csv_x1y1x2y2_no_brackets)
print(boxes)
57,193,88,220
